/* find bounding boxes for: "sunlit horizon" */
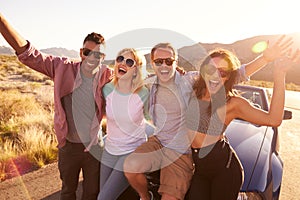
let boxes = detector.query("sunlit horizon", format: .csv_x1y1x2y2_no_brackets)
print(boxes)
1,0,300,53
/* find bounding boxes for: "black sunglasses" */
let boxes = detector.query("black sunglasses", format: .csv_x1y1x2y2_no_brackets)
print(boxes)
202,65,229,78
153,58,175,66
116,55,135,67
82,48,105,59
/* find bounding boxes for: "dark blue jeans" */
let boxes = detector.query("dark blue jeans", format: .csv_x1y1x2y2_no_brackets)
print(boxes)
58,141,101,200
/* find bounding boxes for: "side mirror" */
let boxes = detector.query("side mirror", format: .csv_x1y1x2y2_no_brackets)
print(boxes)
283,110,292,120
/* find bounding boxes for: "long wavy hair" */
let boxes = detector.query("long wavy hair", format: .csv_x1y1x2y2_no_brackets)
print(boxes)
112,48,144,93
193,48,241,100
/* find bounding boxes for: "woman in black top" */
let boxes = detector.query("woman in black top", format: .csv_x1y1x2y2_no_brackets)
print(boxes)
186,48,300,200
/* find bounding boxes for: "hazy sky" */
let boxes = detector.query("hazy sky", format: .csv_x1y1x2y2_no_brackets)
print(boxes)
1,0,299,58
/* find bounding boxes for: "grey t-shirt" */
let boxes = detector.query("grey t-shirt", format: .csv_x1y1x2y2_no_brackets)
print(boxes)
62,72,96,143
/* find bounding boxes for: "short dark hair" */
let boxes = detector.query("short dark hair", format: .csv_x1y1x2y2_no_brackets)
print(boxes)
150,42,177,60
83,32,105,45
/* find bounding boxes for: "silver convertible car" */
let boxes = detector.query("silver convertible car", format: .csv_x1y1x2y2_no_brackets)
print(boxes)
117,84,292,200
225,84,292,200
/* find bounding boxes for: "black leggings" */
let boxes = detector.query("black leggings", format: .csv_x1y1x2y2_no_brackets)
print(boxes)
189,139,244,200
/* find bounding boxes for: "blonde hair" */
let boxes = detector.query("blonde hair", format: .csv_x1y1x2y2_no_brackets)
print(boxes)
112,48,144,93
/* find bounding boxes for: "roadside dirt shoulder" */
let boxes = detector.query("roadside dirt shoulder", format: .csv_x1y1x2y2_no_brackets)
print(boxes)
0,162,62,200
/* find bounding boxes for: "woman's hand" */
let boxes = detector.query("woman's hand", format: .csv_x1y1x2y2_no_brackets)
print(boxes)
263,35,293,62
273,48,300,75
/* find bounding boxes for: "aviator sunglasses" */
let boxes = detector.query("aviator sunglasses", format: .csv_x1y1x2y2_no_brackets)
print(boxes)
153,58,175,66
202,64,230,78
82,48,105,59
116,55,135,67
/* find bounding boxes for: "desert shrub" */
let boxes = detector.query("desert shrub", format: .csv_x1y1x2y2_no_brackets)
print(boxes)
0,55,56,181
0,88,56,181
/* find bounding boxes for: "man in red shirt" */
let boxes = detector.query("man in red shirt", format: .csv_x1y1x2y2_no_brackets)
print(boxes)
0,13,112,200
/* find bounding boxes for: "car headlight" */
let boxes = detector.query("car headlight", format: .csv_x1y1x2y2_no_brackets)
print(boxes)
237,192,262,200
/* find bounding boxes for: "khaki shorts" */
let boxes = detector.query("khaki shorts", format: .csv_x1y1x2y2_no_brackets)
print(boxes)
125,136,194,200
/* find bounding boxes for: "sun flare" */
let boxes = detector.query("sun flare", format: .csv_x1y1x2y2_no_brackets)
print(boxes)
252,41,268,53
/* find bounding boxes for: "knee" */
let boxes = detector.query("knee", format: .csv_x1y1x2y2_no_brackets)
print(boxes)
124,170,136,181
123,155,143,174
123,157,142,182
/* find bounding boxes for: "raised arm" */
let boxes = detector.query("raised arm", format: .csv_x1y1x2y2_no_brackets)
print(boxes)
244,35,293,77
0,13,28,54
235,49,300,126
267,49,300,124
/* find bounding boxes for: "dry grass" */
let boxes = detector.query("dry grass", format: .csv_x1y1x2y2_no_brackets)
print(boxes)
241,79,300,92
0,55,56,181
0,88,57,181
0,55,299,182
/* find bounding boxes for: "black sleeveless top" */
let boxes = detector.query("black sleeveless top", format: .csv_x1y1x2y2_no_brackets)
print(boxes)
185,97,227,136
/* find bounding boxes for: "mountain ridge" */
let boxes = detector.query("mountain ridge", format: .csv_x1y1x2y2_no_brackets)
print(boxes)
1,33,299,84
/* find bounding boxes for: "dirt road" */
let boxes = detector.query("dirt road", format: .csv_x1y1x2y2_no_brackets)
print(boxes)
277,91,300,200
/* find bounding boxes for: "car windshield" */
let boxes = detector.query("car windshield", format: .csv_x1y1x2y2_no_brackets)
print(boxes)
234,86,264,110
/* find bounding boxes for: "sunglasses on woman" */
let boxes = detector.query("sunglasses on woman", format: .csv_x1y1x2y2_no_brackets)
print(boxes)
202,65,229,78
116,55,135,67
153,58,175,66
82,48,105,59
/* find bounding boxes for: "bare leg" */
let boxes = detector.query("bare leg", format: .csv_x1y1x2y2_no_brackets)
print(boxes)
124,172,151,200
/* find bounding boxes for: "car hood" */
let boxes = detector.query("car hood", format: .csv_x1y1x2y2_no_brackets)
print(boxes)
225,119,274,192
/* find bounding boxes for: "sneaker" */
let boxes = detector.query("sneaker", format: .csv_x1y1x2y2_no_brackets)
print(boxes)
140,191,154,200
